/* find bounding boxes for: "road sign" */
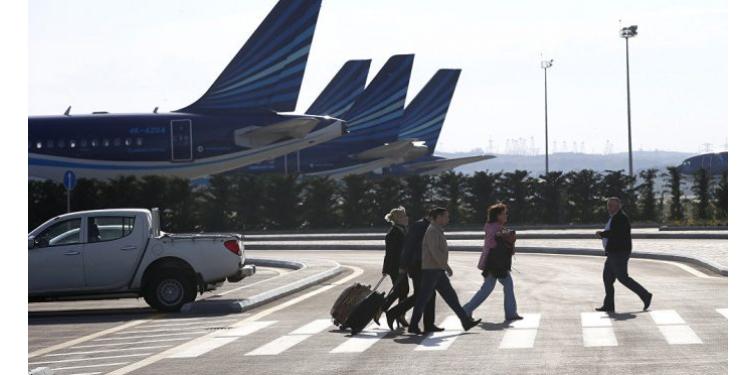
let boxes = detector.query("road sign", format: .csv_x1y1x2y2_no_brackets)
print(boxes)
63,170,76,191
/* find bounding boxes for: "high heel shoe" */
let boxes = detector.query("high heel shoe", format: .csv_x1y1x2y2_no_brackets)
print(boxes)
386,310,397,331
397,315,409,328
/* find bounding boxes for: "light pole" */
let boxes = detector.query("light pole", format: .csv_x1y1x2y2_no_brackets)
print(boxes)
541,58,553,175
620,25,638,178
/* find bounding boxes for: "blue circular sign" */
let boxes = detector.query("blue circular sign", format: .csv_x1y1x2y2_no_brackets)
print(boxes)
63,170,77,191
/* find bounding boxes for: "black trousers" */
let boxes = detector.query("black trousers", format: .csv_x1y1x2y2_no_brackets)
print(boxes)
409,269,470,330
386,269,435,327
602,252,650,309
388,272,409,304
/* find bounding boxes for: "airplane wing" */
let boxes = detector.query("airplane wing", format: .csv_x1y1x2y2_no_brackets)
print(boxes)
234,117,321,148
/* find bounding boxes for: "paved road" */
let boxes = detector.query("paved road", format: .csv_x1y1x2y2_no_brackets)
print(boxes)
28,251,727,375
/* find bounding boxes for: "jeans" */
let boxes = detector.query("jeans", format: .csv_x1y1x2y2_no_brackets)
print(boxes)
462,273,518,320
409,269,470,330
602,252,650,309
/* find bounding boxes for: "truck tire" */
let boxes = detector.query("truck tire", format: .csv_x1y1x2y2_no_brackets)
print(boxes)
144,270,197,312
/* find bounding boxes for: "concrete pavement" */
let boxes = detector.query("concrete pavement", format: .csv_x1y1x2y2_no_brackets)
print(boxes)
29,250,727,375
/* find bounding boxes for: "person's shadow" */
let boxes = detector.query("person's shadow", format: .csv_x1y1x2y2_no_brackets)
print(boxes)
607,311,641,321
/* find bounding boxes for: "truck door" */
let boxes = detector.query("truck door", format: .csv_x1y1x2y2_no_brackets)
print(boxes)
28,218,86,293
82,215,143,290
171,119,193,161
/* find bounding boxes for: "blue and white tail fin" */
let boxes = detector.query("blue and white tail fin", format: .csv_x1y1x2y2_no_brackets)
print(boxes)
306,60,371,117
398,69,461,153
179,0,322,114
337,54,414,148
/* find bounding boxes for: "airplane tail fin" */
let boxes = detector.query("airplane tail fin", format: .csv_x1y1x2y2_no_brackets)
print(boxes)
179,0,322,114
339,54,414,146
306,60,371,117
398,69,461,154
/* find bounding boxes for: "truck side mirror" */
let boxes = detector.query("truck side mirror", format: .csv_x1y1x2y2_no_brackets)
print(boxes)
28,237,36,249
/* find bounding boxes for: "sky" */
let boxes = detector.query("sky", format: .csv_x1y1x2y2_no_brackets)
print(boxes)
28,0,728,155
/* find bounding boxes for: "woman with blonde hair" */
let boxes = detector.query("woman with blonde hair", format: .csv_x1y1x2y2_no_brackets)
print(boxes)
462,203,523,322
382,206,410,328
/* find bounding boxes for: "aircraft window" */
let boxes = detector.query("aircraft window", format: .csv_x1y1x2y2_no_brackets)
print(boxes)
91,139,99,147
124,138,132,146
135,137,143,146
103,139,110,147
114,138,121,147
70,140,77,148
57,139,65,148
81,139,88,148
47,140,54,148
36,141,42,149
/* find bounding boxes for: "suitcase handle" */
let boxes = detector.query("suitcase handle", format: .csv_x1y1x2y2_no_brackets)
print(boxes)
373,275,387,292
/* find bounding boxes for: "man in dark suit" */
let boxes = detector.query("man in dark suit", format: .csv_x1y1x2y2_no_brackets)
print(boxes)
385,213,443,332
595,197,653,312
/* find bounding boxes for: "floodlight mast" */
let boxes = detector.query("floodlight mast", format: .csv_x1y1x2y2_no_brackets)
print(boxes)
541,58,553,175
620,25,638,179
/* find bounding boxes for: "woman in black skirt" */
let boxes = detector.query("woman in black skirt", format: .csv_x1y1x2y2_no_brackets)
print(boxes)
383,206,410,328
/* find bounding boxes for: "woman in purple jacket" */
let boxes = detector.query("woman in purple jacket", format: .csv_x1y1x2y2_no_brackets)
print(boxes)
463,203,523,322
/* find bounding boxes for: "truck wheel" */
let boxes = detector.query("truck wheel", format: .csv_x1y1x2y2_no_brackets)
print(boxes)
145,270,197,312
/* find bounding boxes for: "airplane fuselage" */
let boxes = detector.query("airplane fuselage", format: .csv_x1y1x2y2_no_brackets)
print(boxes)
28,111,343,180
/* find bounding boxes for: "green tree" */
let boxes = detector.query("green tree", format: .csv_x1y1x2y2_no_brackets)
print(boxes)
99,176,140,208
500,170,533,223
600,169,638,218
263,174,302,229
198,174,238,231
691,168,712,221
234,175,266,231
663,166,684,221
161,177,198,232
28,180,66,231
302,176,341,229
533,171,567,224
70,178,103,212
402,175,433,219
566,169,602,223
637,169,659,222
713,171,728,221
372,176,404,226
340,174,373,228
465,171,500,223
433,172,466,224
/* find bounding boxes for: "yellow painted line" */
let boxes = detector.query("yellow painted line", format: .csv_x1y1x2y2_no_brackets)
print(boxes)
107,265,364,375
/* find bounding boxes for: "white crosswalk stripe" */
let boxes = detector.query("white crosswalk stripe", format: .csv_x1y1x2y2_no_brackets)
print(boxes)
169,321,277,358
415,316,464,351
330,323,390,354
649,310,702,345
581,312,618,347
716,308,728,319
500,313,541,349
247,319,332,356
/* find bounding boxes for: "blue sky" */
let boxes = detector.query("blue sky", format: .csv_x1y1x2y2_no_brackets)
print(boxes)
28,0,727,154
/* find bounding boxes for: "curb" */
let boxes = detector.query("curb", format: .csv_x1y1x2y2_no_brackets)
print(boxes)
230,258,343,313
181,258,343,314
242,243,727,277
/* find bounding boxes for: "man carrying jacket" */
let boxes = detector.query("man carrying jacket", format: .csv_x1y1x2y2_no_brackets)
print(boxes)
595,197,653,312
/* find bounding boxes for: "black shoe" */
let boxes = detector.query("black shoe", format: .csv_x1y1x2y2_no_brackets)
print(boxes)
643,293,653,311
397,315,409,328
386,310,397,331
407,326,423,335
506,315,524,322
462,318,482,331
595,306,615,312
424,325,445,333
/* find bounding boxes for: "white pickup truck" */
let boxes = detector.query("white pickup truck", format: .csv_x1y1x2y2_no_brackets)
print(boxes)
28,208,255,312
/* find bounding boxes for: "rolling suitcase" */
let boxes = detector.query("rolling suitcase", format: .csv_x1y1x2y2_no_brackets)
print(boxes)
330,282,373,328
375,273,407,322
343,276,387,335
